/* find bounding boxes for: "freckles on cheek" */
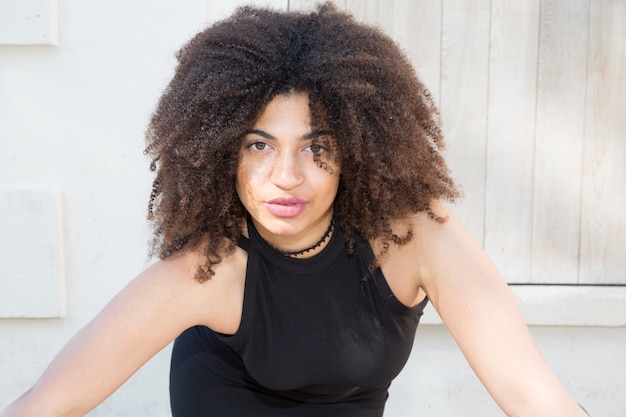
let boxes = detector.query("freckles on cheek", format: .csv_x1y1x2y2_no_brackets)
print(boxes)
236,160,260,208
235,162,246,202
239,158,270,184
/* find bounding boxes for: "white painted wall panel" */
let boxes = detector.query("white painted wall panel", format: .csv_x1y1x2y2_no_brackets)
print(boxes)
0,0,58,45
0,187,64,317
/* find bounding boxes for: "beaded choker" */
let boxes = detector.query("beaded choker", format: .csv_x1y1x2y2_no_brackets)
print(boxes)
268,218,335,258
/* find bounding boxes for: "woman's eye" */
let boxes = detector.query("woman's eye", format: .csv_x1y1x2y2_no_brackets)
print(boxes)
248,142,269,151
307,142,325,155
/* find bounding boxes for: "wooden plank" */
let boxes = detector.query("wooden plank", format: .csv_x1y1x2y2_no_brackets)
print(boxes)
440,0,491,245
391,0,443,106
531,0,590,283
580,0,626,284
484,1,540,283
345,0,391,26
287,0,324,11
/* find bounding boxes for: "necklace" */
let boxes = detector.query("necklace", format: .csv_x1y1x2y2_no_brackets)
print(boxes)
268,218,335,258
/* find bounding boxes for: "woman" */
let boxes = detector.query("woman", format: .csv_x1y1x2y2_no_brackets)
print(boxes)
1,4,588,416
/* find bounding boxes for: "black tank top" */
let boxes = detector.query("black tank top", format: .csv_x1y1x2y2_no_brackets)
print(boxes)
170,217,428,416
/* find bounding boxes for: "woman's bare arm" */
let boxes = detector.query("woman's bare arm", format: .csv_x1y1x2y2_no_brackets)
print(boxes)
0,247,245,417
411,203,587,417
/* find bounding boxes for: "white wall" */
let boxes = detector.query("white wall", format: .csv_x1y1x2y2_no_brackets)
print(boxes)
0,1,624,416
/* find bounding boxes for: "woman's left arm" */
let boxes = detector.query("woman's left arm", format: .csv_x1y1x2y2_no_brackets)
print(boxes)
412,204,587,417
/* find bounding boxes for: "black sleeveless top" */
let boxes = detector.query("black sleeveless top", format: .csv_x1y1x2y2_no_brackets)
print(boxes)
169,218,428,416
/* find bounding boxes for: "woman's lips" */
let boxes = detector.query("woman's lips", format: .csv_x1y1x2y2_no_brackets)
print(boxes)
264,197,308,218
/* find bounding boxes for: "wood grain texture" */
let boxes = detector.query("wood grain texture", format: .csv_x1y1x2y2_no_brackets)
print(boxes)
288,0,324,11
391,0,443,106
484,1,540,283
580,0,626,284
531,0,590,283
345,0,391,26
440,0,492,245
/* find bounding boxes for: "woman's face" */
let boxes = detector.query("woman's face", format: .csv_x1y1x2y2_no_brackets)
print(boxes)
236,93,341,251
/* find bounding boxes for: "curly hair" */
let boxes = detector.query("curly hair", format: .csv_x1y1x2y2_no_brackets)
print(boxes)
144,3,459,281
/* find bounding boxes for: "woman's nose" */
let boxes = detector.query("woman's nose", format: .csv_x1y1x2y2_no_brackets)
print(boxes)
271,151,304,190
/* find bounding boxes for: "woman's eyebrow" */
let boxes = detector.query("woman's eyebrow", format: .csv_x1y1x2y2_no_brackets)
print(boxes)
247,129,331,140
303,130,331,139
248,129,275,139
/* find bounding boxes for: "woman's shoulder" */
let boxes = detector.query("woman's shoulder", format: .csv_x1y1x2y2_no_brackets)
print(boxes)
142,242,248,334
372,200,452,259
371,201,458,302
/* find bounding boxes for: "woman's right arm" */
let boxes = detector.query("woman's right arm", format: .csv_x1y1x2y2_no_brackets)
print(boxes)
0,247,245,417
